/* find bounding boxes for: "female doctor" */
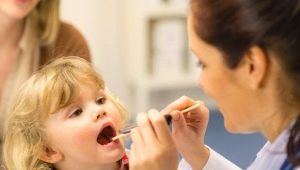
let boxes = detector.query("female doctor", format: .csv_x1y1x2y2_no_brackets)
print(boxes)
129,0,300,169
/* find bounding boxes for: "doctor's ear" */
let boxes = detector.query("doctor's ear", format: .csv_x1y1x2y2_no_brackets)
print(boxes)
243,46,269,89
38,145,64,163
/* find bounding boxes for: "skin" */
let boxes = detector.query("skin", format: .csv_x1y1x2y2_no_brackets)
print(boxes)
0,0,40,97
186,12,298,140
41,80,125,170
130,11,299,170
129,110,179,170
162,12,299,169
0,0,40,20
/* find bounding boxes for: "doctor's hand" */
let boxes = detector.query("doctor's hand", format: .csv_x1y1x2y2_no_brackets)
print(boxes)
162,96,210,169
129,110,178,170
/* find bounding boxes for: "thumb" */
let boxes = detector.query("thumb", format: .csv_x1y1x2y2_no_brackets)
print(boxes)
170,110,187,132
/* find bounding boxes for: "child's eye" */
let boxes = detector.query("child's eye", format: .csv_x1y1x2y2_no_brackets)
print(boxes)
70,108,83,118
96,96,106,105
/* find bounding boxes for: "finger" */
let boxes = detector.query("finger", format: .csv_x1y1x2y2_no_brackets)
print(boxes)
170,110,188,132
183,103,210,133
129,131,140,170
147,109,172,143
185,102,209,123
136,112,157,145
130,128,145,150
129,143,137,166
129,143,142,170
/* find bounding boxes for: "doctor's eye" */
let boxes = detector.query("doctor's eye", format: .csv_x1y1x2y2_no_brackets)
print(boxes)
96,96,106,105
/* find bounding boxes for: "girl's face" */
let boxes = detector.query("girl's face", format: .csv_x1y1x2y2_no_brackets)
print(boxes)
187,14,262,133
0,0,40,20
44,80,124,169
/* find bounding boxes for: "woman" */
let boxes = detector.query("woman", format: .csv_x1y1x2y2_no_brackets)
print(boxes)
0,0,90,159
130,0,300,169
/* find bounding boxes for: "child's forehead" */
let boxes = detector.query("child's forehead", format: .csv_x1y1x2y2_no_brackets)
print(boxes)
49,80,105,114
74,79,105,96
77,78,103,89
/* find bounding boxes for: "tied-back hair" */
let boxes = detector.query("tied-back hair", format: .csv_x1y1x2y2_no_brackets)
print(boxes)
27,0,60,45
190,0,300,166
3,56,129,170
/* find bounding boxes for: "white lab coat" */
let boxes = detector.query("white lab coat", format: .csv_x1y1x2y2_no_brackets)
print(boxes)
178,126,298,170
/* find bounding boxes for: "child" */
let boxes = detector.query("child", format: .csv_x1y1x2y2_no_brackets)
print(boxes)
3,56,129,170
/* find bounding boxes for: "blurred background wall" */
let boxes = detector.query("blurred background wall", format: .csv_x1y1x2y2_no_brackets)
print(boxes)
60,0,130,111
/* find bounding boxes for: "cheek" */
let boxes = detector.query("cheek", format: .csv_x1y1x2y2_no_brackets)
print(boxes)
112,112,122,129
197,69,232,105
108,106,122,129
197,71,218,97
48,123,94,148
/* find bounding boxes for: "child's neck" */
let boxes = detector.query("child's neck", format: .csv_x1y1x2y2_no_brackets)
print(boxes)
56,162,120,170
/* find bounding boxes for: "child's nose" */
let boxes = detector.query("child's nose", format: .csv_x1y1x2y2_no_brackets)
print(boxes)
95,110,107,121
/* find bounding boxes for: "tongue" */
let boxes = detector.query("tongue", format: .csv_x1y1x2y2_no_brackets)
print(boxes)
97,136,111,145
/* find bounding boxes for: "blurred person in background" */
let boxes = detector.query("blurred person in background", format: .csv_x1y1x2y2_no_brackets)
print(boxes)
0,0,90,160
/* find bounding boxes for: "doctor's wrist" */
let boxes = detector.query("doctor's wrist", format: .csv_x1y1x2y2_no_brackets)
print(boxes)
185,145,210,170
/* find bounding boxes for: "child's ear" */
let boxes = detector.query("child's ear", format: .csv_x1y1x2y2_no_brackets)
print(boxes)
39,146,63,163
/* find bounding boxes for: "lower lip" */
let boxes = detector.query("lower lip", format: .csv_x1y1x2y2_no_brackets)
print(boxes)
99,139,121,149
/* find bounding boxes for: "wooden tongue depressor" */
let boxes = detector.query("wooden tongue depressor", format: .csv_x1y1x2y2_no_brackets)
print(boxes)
112,102,201,141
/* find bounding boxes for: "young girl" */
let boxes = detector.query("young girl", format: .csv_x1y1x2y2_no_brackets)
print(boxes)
3,56,129,170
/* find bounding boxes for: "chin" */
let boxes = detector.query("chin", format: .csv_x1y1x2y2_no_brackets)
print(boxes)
7,10,30,19
224,120,240,134
107,147,125,160
105,152,125,163
224,121,256,134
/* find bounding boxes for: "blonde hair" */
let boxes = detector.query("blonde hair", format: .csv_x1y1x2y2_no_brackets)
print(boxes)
3,56,129,170
27,0,60,45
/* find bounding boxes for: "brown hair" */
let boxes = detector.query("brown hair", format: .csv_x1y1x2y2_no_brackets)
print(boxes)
190,0,300,166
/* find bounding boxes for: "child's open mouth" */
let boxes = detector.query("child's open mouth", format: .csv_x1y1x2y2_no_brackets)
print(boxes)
97,125,117,145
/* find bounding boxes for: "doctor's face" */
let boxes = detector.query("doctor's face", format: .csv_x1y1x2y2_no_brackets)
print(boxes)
187,13,259,133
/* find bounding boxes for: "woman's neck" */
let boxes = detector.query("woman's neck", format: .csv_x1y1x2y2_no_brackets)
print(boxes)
0,13,25,95
261,107,299,143
0,13,24,50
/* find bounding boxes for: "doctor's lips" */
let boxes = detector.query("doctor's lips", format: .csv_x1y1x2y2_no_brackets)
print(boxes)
97,125,117,145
